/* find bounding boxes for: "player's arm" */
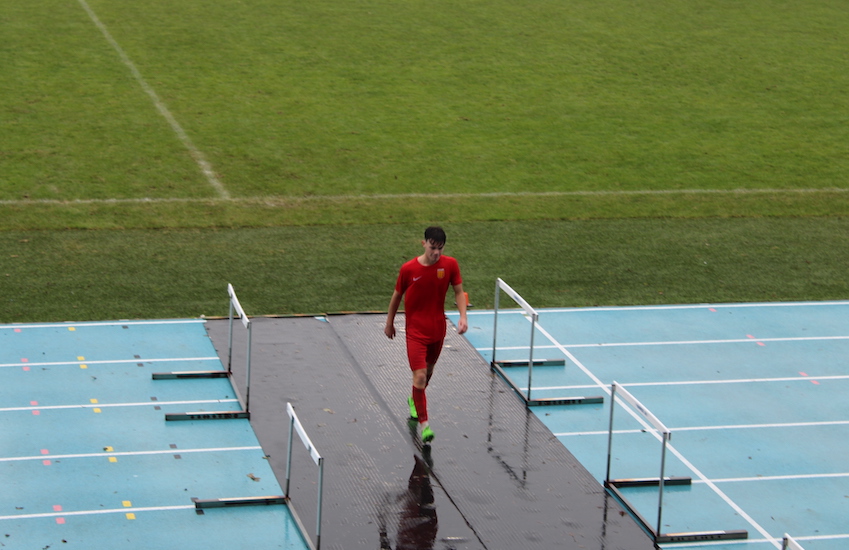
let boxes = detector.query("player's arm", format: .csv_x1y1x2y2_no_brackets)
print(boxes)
385,290,402,339
453,283,468,335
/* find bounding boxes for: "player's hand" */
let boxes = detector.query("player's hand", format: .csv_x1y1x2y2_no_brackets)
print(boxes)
384,324,396,339
457,317,468,335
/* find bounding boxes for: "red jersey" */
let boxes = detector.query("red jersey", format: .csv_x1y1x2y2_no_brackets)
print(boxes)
395,255,462,342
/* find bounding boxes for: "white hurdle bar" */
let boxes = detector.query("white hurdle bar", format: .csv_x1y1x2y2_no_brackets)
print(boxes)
492,277,540,401
227,283,253,413
286,402,324,550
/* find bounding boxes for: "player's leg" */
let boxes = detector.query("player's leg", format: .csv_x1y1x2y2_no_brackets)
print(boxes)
407,338,429,423
418,341,443,443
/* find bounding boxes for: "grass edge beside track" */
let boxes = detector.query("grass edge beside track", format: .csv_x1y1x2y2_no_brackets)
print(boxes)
3,218,848,323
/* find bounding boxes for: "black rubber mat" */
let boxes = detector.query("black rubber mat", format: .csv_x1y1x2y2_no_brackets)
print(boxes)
206,314,655,550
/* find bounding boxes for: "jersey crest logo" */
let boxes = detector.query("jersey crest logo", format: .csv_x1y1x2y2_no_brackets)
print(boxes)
437,268,445,279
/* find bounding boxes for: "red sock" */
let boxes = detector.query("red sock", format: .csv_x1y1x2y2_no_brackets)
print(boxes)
412,386,428,423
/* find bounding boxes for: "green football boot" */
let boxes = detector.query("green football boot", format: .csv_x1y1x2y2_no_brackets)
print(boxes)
421,425,435,444
408,396,418,419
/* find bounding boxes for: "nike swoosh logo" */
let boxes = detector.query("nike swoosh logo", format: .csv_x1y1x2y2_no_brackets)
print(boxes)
413,276,422,281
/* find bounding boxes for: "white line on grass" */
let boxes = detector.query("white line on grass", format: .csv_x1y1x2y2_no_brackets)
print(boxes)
3,187,849,206
75,0,229,199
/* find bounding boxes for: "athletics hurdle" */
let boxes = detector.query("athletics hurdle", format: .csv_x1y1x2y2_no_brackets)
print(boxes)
155,283,251,420
491,278,603,407
285,402,325,550
193,403,324,550
605,382,747,544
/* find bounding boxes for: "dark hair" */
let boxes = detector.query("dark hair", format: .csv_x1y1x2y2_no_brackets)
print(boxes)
424,226,446,245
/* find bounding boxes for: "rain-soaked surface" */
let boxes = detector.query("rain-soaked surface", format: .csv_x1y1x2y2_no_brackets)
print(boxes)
208,314,655,550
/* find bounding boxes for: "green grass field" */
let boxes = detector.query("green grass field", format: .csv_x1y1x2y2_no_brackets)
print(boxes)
2,0,848,321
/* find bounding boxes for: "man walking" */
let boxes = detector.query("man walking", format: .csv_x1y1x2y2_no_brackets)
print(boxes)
385,226,468,443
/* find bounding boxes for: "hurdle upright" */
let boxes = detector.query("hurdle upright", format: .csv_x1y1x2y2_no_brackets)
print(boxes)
491,278,603,407
155,283,252,420
227,282,253,413
285,402,325,550
605,381,747,544
782,534,806,550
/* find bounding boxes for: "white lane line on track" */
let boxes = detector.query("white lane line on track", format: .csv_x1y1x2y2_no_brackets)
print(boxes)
0,398,239,413
529,374,849,392
0,505,196,521
554,419,849,437
658,533,849,549
492,334,849,351
532,320,780,547
0,445,262,463
75,0,229,199
0,356,220,368
0,319,206,330
702,472,849,484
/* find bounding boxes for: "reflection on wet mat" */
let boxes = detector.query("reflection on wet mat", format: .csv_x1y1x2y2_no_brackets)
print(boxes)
209,314,654,550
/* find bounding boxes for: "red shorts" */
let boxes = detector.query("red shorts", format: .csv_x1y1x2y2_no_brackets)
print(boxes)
406,336,444,371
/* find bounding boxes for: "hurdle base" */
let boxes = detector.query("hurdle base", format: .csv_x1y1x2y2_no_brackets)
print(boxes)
152,371,229,379
656,530,749,543
496,359,566,367
605,482,747,545
165,410,250,421
193,496,286,508
609,476,692,488
491,362,604,407
528,396,604,406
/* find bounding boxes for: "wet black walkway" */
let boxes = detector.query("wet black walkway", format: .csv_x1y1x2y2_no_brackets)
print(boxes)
206,314,655,550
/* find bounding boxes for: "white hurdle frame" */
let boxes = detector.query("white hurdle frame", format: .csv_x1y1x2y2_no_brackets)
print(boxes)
492,278,540,400
227,283,253,413
286,402,325,550
606,381,673,539
491,278,603,407
157,284,251,420
605,381,746,544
